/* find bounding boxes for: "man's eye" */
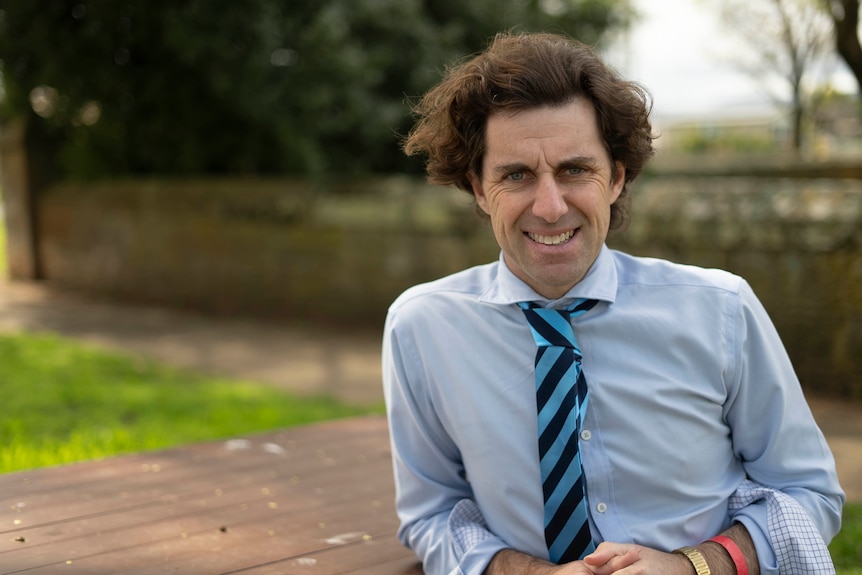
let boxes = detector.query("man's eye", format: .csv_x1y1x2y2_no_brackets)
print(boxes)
508,172,525,181
566,167,585,176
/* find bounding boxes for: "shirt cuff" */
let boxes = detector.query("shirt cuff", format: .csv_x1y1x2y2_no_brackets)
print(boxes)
729,478,837,574
731,500,779,575
448,498,511,575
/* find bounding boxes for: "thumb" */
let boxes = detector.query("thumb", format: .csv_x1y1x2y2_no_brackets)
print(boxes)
583,542,620,565
583,543,638,570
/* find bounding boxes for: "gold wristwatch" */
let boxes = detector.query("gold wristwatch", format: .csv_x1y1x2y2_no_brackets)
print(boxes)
673,545,711,575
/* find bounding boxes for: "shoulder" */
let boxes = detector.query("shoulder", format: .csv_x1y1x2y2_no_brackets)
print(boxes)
388,261,500,319
610,249,744,295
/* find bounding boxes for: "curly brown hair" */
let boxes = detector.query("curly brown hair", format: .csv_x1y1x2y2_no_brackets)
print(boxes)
403,32,655,230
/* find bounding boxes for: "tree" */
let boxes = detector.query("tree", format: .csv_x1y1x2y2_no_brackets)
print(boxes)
0,0,285,177
711,0,835,152
0,0,634,180
822,0,862,95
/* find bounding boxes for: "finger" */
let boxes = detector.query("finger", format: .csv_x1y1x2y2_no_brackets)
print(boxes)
585,549,639,574
583,542,630,565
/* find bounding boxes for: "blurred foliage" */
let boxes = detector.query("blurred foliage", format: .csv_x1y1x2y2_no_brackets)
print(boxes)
672,130,780,154
832,502,862,575
0,0,633,180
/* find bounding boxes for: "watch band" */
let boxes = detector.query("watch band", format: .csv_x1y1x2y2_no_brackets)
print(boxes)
673,545,712,575
709,535,749,575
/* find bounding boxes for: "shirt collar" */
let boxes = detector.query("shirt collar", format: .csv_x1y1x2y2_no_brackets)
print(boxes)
479,244,618,308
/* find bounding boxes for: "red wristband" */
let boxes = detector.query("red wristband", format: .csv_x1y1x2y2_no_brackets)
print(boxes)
709,535,748,575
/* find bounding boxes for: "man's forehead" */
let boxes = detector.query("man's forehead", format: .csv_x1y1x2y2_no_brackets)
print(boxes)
483,101,605,159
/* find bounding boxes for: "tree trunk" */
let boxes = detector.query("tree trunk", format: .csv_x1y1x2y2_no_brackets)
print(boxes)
830,0,862,94
792,104,804,152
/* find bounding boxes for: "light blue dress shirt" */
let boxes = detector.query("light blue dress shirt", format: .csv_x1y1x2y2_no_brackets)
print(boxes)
382,246,844,575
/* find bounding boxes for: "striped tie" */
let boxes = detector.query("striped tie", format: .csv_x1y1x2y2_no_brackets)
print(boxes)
518,298,598,564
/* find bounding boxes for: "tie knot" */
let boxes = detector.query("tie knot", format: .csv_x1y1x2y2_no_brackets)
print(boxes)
518,299,597,349
518,298,597,315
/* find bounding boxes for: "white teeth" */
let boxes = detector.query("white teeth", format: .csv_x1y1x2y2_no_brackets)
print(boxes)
528,231,574,245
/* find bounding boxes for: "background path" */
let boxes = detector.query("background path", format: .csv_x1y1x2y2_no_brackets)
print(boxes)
1,280,859,502
0,280,384,406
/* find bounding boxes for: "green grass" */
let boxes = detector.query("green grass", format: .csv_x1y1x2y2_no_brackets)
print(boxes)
834,502,862,574
0,332,380,473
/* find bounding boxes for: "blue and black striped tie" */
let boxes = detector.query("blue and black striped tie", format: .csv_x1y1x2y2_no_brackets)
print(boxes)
518,298,598,564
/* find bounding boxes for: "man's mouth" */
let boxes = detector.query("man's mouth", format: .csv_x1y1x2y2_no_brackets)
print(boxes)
527,230,575,245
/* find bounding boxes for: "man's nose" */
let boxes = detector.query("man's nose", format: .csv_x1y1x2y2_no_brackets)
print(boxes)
531,177,568,222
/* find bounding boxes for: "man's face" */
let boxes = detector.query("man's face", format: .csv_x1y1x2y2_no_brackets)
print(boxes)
470,97,625,299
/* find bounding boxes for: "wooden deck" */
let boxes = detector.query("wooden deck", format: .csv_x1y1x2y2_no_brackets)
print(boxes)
0,416,423,574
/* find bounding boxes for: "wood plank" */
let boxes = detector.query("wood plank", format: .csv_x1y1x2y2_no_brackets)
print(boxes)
224,535,423,575
0,452,387,554
9,498,401,574
0,416,388,518
0,430,389,544
0,416,387,499
0,416,385,500
0,416,424,574
0,463,394,568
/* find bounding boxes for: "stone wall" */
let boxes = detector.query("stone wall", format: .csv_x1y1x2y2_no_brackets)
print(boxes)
612,175,862,398
5,172,862,398
33,177,500,324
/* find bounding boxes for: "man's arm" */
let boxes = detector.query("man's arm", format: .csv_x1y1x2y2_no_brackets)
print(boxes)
485,523,758,575
485,549,558,574
698,524,760,575
383,315,510,575
585,522,758,575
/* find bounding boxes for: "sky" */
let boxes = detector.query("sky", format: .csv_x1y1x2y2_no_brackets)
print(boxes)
604,0,777,122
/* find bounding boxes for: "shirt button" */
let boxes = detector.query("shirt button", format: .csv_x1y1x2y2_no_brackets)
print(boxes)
596,502,608,513
580,430,592,441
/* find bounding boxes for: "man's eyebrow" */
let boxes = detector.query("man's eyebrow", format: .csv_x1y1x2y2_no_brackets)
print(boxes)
490,156,600,175
490,162,530,176
557,156,600,169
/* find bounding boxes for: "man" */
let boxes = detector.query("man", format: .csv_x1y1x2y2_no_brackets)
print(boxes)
382,32,843,575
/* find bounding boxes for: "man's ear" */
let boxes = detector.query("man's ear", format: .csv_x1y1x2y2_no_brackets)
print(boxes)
468,172,491,215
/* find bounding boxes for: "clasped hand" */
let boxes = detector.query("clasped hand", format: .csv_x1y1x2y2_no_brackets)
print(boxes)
552,542,694,575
